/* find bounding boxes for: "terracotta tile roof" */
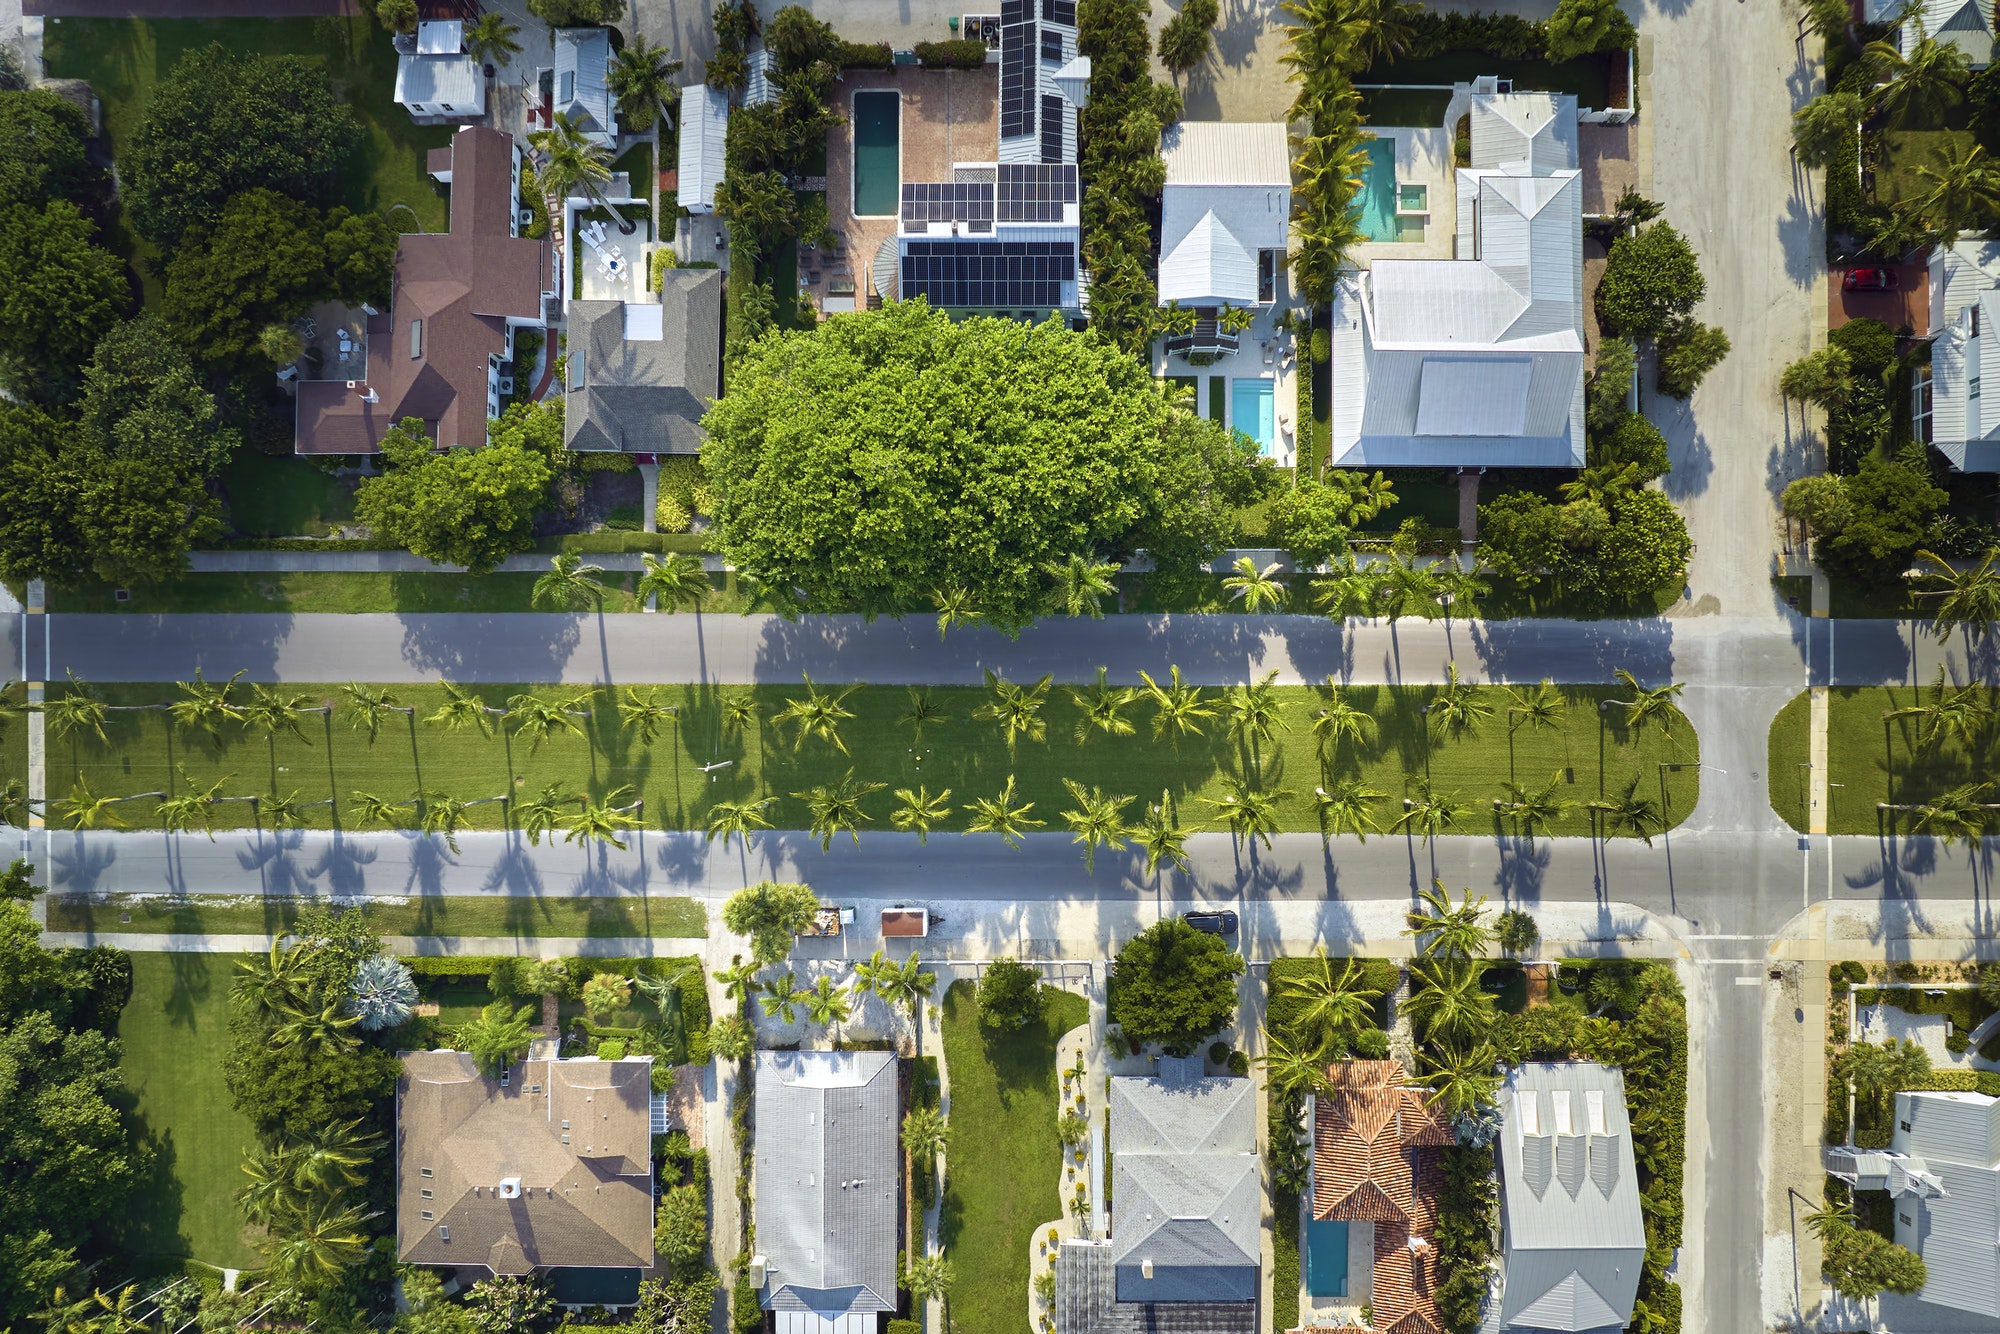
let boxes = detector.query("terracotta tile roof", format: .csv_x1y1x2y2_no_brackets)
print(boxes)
1311,1060,1448,1334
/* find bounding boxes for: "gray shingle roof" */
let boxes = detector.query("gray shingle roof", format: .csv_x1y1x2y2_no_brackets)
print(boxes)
1106,1072,1258,1305
563,269,723,453
1056,1240,1259,1334
753,1050,900,1316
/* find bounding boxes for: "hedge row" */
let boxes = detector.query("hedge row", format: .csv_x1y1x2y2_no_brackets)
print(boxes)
403,953,711,1063
914,38,987,68
839,40,894,68
1265,956,1398,1041
1271,1186,1300,1331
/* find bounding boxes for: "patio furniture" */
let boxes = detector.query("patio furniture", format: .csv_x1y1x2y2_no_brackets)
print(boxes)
295,317,317,341
336,329,354,360
580,230,605,255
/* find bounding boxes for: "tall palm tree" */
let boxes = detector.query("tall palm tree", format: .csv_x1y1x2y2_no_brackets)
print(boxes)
506,691,590,754
617,687,679,747
418,791,476,854
271,995,361,1055
0,777,33,829
1495,771,1575,844
289,1118,383,1191
1312,552,1378,620
508,782,570,846
1863,28,1970,127
1279,949,1385,1049
235,1142,307,1229
1139,666,1215,744
1312,778,1384,842
857,950,938,1017
1069,667,1140,744
232,941,307,1018
795,771,885,850
1586,778,1665,846
804,974,852,1030
49,777,159,831
930,585,983,640
1393,778,1465,844
1427,663,1492,740
972,669,1052,756
714,956,759,1008
1911,547,2000,642
464,12,524,69
458,1000,537,1076
1059,780,1133,872
607,34,684,132
168,668,248,743
1403,957,1495,1044
898,687,946,747
1221,670,1289,765
1135,789,1195,879
1258,1026,1334,1101
963,775,1045,849
42,671,111,744
1403,879,1492,959
1505,678,1570,773
1312,679,1375,770
342,682,412,744
1416,1040,1503,1118
567,787,642,850
1905,782,1996,848
157,767,230,841
1208,775,1292,851
427,680,501,736
259,790,326,831
890,785,953,843
773,673,858,754
706,796,777,850
1609,669,1685,742
1045,553,1120,618
529,111,631,232
349,790,411,829
532,553,608,612
1884,667,1993,754
638,551,711,612
758,970,811,1024
1222,556,1289,613
242,685,323,747
1374,553,1444,625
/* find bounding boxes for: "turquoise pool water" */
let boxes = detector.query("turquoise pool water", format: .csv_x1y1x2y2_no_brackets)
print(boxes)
1353,138,1398,242
1231,377,1276,454
1306,1218,1350,1297
853,91,900,217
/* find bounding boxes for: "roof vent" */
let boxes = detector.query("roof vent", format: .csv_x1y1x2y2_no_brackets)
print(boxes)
499,1177,522,1199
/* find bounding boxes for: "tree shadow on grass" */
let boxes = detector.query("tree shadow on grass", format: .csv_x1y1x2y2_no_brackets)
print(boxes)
105,1103,190,1263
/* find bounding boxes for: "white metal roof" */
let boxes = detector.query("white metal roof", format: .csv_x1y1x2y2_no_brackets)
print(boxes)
678,85,731,212
416,20,461,54
1160,122,1292,187
1158,209,1258,305
554,27,614,140
395,51,483,110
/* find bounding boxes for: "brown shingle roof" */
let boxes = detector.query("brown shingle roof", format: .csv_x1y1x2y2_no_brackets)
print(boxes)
396,1050,654,1273
297,126,547,455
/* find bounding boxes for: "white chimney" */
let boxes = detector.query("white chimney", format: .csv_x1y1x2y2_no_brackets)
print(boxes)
498,1177,521,1199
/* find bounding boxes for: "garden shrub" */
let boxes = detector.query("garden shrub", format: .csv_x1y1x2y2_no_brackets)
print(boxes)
405,954,499,977
597,1037,629,1060
1435,1146,1497,1334
1597,412,1670,479
1406,9,1551,58
1226,1049,1250,1076
838,40,895,68
1351,1027,1390,1059
913,38,987,68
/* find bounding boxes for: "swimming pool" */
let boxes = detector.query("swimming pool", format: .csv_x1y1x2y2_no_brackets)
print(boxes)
1306,1218,1350,1297
852,90,900,218
1353,138,1399,243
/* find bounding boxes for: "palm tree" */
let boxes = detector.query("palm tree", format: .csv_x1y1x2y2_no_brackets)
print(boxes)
158,768,230,841
464,11,523,69
567,787,642,850
1311,679,1375,770
532,553,608,611
242,685,323,747
529,111,631,232
1505,678,1570,773
349,790,411,829
1586,778,1665,846
795,771,885,850
722,692,759,738
427,680,501,737
1609,669,1685,742
972,669,1052,756
804,974,852,1030
1394,778,1465,844
1884,667,1993,754
1059,780,1133,872
898,686,946,747
1905,782,1996,848
1222,555,1288,613
1403,879,1492,959
260,790,320,831
1312,552,1377,620
1911,547,2000,642
506,691,589,754
418,791,475,854
963,775,1045,849
0,777,32,829
1279,949,1385,1049
857,950,937,1017
235,1142,307,1229
637,551,711,612
169,668,248,743
902,1105,950,1164
714,956,759,1008
232,941,307,1017
289,1118,383,1191
458,1000,537,1076
43,672,110,744
1375,553,1444,625
1135,789,1195,879
774,674,858,754
272,995,361,1055
890,785,952,843
1495,771,1575,843
342,682,412,743
505,782,568,846
607,34,684,132
1914,139,2000,245
1139,666,1215,744
1312,779,1384,842
1403,957,1495,1043
1259,1026,1333,1101
758,970,811,1024
1207,775,1292,851
1068,667,1140,744
1427,663,1492,740
1416,1040,1503,1118
902,1252,955,1308
1559,461,1646,507
618,688,679,746
1045,552,1120,617
706,796,776,850
930,585,983,640
1864,28,1970,127
1221,670,1290,765
49,777,157,831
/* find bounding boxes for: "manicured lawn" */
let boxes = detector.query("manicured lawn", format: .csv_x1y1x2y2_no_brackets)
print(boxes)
1876,130,1979,209
116,952,263,1270
1769,683,2000,834
50,572,681,614
219,453,357,539
49,892,707,939
1359,86,1453,128
1361,47,1616,108
44,681,1699,838
938,980,1088,1334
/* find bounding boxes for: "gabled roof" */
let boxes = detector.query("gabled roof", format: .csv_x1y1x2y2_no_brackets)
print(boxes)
1157,210,1258,306
1160,122,1292,187
396,1051,654,1273
754,1051,900,1317
678,85,731,212
553,28,615,139
1470,89,1578,176
563,269,723,454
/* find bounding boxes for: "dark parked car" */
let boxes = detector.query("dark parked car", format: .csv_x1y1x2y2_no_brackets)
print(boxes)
1842,267,1898,291
1183,909,1239,935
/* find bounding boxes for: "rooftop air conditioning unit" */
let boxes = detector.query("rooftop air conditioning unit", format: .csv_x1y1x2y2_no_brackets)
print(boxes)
519,208,535,228
499,376,515,395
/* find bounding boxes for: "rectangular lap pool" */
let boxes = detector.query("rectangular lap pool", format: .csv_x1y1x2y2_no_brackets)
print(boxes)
1306,1218,1350,1297
1354,138,1398,242
853,90,900,218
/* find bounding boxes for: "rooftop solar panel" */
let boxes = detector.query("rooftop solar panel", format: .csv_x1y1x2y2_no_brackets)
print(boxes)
996,164,1077,222
1000,0,1035,139
1040,94,1064,163
901,239,1076,309
1041,0,1076,24
899,181,997,225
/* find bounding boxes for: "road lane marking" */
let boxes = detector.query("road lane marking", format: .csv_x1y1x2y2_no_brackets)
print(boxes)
1733,976,1763,986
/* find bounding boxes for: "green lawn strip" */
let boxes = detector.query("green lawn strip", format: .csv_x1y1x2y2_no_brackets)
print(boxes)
48,682,1699,837
1877,130,1979,208
49,571,747,614
938,981,1087,1334
1363,47,1615,106
1769,685,2000,834
116,951,263,1270
48,892,707,939
219,453,357,539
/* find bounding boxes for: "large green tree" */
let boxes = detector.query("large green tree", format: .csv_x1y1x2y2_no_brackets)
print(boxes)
125,43,360,248
0,89,100,210
354,419,553,574
162,189,330,367
0,200,126,405
702,302,1272,627
1596,222,1707,340
1816,451,1948,583
721,880,820,965
1108,918,1245,1054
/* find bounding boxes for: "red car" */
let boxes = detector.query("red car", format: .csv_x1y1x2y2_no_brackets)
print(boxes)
1842,267,1899,291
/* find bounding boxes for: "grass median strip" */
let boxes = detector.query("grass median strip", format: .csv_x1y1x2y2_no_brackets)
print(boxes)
36,679,1698,842
1769,683,2000,834
48,892,707,939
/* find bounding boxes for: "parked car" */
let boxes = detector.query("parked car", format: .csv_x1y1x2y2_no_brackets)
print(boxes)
1183,909,1239,935
1842,267,1898,291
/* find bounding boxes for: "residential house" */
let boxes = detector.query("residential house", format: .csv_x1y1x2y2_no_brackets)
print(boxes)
752,1050,900,1332
1054,1054,1259,1334
395,1050,655,1275
564,269,724,454
394,21,486,123
1825,1088,2000,1318
679,84,731,215
1495,1063,1646,1334
1865,0,1992,69
295,126,550,455
1329,81,1587,469
554,28,617,146
1920,239,2000,470
1154,121,1293,457
1311,1059,1456,1334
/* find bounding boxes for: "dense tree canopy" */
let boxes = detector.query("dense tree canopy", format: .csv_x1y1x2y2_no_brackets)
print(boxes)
1109,918,1245,1054
0,89,100,210
0,200,127,404
1596,222,1707,339
703,302,1274,626
721,881,820,965
1813,450,1949,582
354,418,554,574
125,44,360,248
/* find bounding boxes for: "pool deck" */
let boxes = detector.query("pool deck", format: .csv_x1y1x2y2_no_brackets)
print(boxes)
1350,126,1456,266
811,66,999,314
